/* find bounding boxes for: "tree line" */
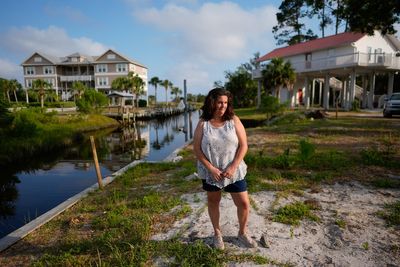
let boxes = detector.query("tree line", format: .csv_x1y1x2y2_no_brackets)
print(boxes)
148,76,185,106
273,0,400,45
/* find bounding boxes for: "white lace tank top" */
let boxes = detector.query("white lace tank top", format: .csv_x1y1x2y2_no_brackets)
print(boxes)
197,119,247,188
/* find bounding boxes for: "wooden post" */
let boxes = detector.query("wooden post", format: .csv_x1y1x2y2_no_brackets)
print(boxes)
90,136,103,189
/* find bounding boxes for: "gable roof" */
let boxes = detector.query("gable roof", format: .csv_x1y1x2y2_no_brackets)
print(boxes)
387,34,400,51
21,52,61,65
258,32,366,62
95,49,147,68
107,91,134,98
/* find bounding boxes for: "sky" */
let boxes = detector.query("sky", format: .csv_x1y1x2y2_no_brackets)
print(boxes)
0,0,399,98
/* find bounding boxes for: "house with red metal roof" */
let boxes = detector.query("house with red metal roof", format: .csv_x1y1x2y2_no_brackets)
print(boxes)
255,31,400,110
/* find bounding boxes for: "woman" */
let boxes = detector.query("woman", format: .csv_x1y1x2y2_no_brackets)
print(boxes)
193,88,257,250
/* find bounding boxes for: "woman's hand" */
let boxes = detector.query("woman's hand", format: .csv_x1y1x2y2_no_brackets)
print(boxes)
222,164,237,179
209,166,224,181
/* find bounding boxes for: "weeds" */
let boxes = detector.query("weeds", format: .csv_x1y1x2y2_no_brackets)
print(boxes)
371,178,400,189
273,201,320,226
335,219,346,229
378,201,400,226
298,139,315,165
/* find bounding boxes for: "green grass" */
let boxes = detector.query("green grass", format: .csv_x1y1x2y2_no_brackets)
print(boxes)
273,201,320,226
335,219,347,229
235,107,267,120
378,201,400,226
0,110,118,166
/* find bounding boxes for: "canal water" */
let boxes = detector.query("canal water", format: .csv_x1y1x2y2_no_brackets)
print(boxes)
0,110,200,239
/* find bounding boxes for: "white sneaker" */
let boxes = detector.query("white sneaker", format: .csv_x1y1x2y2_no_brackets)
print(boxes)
213,235,225,250
238,233,257,248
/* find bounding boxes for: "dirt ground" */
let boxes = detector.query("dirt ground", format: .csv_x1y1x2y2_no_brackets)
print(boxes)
152,181,400,267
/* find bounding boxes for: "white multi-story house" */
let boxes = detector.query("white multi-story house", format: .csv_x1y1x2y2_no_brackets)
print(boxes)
254,31,400,110
21,49,148,102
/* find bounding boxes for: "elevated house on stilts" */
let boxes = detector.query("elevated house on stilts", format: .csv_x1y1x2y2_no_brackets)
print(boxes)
254,31,400,110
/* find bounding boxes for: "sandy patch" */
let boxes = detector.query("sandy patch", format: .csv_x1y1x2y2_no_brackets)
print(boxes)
151,181,400,267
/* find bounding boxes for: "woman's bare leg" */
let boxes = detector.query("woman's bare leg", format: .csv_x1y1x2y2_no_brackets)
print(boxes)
230,191,250,235
207,191,222,236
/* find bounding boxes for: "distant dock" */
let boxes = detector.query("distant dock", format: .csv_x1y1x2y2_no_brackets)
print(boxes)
103,106,196,125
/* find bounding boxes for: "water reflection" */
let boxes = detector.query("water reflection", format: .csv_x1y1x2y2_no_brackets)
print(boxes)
0,110,199,238
0,172,19,219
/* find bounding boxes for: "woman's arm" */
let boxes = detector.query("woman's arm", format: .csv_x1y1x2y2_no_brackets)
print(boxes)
222,115,248,178
193,120,224,181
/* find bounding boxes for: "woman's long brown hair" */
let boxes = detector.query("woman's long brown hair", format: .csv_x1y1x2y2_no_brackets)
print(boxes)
200,88,234,121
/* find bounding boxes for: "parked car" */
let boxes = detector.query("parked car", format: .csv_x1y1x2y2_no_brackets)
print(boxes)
383,93,400,118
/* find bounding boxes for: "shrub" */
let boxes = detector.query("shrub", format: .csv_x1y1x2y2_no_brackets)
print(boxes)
361,147,386,166
271,148,294,169
259,95,287,120
0,99,11,127
298,139,315,164
76,89,108,114
351,99,360,111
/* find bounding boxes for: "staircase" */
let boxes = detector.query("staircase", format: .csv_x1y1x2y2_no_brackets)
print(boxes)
317,77,363,98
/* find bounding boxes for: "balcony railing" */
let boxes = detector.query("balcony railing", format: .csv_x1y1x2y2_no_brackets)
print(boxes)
290,52,398,73
252,52,400,79
59,75,94,82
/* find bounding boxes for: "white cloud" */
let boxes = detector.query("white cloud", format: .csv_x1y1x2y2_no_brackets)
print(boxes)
1,26,109,56
134,2,277,63
166,62,210,90
132,1,278,94
0,58,22,80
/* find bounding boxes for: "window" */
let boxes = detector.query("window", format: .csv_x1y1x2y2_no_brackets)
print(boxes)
305,53,312,69
43,66,54,74
96,64,108,73
71,57,78,62
34,57,42,62
375,48,383,63
26,79,33,88
107,54,116,60
26,67,35,75
116,63,127,72
97,77,108,86
367,46,372,60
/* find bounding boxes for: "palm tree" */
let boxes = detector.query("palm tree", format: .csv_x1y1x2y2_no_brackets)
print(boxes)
262,58,285,98
111,77,131,92
9,79,20,103
161,79,172,106
72,81,87,101
128,72,145,107
0,79,11,103
262,57,295,105
149,76,161,105
170,86,182,102
32,79,51,108
282,62,296,107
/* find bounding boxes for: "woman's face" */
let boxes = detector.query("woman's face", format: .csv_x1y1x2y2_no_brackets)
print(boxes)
213,95,228,118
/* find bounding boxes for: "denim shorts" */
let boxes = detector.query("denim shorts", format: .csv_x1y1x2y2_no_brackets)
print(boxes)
202,179,247,193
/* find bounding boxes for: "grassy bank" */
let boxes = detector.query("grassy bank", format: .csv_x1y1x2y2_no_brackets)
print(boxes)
0,112,399,266
0,110,118,167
